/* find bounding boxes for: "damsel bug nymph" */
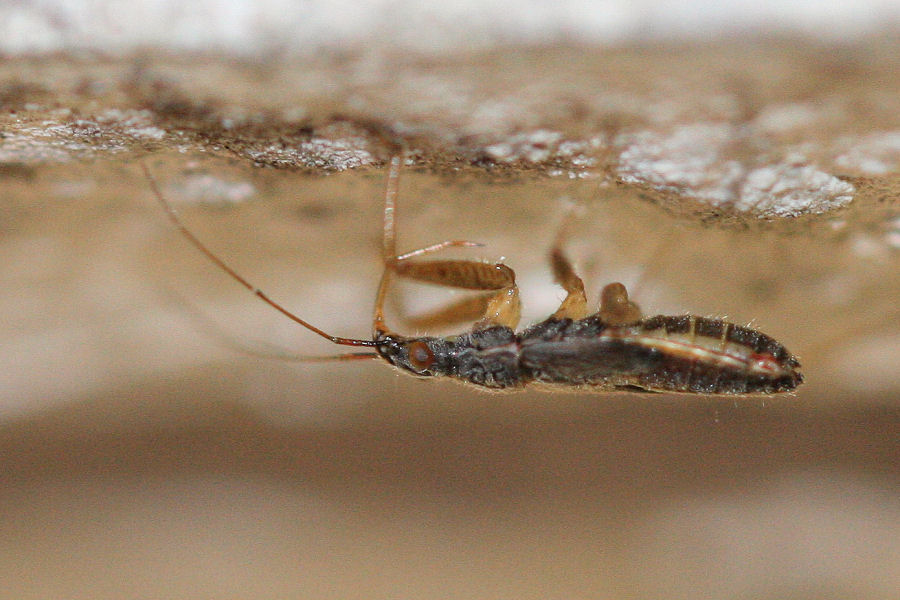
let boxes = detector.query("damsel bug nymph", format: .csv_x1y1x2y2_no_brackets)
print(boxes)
378,315,801,394
148,156,802,395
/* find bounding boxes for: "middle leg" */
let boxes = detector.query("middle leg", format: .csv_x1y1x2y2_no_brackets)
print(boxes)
548,209,589,320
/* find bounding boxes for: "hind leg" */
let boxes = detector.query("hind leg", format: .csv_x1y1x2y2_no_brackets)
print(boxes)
598,282,642,325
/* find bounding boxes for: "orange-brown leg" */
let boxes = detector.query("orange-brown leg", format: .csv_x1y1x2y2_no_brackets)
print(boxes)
548,204,641,325
404,292,497,330
391,258,521,330
373,154,521,337
548,247,588,320
548,209,589,320
598,282,642,325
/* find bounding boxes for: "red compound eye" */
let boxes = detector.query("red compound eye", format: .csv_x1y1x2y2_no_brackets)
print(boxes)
407,341,434,372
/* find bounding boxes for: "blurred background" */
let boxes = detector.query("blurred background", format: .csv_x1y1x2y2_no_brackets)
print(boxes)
1,1,898,598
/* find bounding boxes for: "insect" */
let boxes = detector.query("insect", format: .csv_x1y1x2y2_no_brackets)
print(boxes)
146,155,802,394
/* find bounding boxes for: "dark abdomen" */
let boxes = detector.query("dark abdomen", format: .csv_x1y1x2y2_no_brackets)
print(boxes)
518,316,802,394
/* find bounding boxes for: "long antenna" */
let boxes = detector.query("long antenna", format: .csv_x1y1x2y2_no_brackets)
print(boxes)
143,162,379,348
